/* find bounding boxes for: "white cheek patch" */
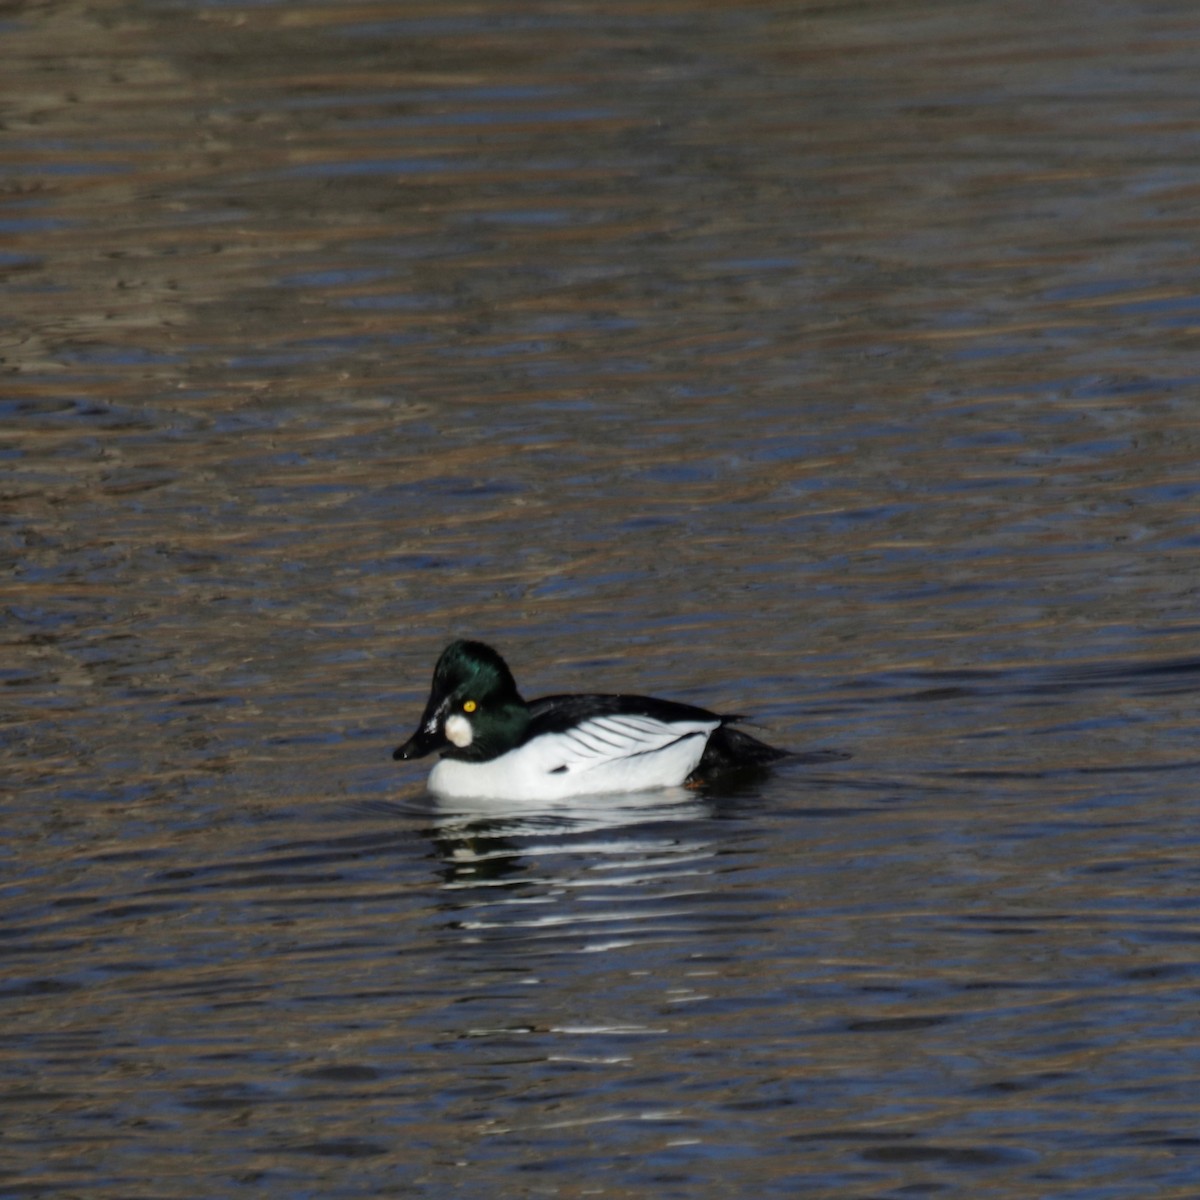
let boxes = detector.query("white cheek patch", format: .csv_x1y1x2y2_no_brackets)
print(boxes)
444,713,474,748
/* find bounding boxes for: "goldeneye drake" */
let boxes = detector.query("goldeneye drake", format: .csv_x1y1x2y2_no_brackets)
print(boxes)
392,639,791,801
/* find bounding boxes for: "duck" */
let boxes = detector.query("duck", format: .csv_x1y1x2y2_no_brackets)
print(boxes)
392,639,791,801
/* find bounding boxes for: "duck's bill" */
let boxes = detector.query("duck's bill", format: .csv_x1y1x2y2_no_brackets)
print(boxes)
393,724,446,761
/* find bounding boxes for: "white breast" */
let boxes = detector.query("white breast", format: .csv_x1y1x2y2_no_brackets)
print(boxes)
427,713,719,801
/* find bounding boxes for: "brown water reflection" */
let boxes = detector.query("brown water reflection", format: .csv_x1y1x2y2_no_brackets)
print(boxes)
5,0,1200,1196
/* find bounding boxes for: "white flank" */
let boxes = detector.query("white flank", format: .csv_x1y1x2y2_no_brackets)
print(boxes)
428,713,719,801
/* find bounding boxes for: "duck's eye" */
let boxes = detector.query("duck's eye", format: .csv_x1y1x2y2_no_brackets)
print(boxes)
463,699,477,713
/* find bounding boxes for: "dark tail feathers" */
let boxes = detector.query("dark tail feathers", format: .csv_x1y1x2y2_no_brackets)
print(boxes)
694,723,792,775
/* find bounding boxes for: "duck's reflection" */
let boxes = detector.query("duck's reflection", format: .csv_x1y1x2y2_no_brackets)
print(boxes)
426,790,730,963
428,785,713,889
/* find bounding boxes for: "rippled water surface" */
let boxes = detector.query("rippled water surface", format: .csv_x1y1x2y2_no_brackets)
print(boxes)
5,1,1200,1195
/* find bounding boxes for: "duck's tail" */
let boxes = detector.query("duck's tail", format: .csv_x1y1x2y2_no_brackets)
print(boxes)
693,722,792,775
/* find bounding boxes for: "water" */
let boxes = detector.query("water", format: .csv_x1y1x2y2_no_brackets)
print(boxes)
4,0,1200,1195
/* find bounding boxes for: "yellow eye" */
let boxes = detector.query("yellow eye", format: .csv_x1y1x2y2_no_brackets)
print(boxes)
463,699,477,713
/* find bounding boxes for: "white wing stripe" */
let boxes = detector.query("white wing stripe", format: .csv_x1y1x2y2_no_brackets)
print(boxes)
593,716,665,737
588,720,663,747
575,728,627,750
564,727,643,758
541,713,719,773
565,730,619,755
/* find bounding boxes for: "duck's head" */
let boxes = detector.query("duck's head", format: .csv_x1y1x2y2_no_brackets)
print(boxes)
393,640,530,764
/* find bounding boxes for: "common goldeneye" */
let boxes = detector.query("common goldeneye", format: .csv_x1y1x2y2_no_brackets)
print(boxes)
392,639,791,801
